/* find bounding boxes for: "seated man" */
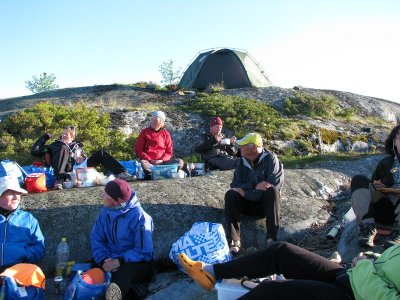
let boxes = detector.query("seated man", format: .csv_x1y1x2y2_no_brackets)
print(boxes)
194,116,240,170
350,124,400,249
225,133,284,253
134,111,184,178
0,176,45,272
179,241,400,300
91,179,154,300
31,125,134,189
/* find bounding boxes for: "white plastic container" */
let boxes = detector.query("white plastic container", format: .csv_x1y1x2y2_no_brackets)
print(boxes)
76,167,97,187
215,279,257,300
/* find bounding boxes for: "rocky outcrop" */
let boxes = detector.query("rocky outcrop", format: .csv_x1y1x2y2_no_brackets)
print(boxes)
23,155,382,278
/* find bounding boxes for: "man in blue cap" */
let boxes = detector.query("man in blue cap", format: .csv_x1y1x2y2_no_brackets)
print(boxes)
225,133,284,253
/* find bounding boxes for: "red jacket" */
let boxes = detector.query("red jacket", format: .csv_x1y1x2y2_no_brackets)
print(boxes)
134,127,173,161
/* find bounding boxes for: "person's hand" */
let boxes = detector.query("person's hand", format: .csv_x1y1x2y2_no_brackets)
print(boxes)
102,258,120,272
214,134,223,143
255,181,273,191
150,160,163,165
230,136,237,144
231,187,245,197
351,253,373,268
76,156,85,164
373,180,385,190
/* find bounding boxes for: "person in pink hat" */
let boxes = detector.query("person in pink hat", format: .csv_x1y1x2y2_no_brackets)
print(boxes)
91,179,154,299
194,116,240,170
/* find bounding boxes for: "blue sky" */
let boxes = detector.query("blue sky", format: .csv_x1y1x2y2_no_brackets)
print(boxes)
1,0,399,101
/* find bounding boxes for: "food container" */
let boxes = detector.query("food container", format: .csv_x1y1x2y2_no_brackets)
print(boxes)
76,168,97,187
151,164,179,180
171,170,186,179
193,163,206,176
221,138,231,145
63,181,74,189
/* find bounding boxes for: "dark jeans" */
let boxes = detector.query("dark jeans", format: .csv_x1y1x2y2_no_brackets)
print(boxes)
225,187,281,241
51,147,125,180
214,242,354,300
110,261,154,298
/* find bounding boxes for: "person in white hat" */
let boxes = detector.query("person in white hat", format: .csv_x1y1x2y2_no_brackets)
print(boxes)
134,111,184,179
0,176,45,271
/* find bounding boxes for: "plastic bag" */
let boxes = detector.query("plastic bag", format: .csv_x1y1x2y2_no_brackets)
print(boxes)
169,222,231,272
0,160,24,185
63,270,111,300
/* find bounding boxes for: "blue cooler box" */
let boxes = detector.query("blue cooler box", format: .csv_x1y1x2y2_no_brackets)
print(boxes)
151,164,179,180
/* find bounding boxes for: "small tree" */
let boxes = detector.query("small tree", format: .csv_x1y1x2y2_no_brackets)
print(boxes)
159,60,181,86
25,72,59,94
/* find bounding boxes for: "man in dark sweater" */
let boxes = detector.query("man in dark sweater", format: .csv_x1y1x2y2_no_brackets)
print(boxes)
194,117,240,170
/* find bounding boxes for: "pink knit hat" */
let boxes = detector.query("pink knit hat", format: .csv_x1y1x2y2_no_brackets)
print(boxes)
104,179,132,202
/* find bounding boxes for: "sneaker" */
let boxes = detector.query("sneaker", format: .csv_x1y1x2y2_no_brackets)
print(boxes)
53,179,63,190
229,240,241,254
178,253,216,290
384,223,400,249
105,282,122,300
116,171,135,182
358,222,377,248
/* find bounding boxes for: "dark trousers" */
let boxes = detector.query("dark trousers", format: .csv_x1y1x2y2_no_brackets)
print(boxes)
225,188,280,241
214,242,353,300
51,148,125,180
87,150,125,175
111,261,154,298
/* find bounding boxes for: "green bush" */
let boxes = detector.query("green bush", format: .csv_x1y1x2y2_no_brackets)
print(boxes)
182,94,287,138
0,102,136,165
284,91,338,117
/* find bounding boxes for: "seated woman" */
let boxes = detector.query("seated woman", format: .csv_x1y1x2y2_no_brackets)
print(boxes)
31,125,133,189
134,111,184,178
179,241,400,300
350,124,400,249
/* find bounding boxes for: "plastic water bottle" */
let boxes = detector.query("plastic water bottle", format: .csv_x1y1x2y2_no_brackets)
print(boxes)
137,163,144,180
55,237,70,276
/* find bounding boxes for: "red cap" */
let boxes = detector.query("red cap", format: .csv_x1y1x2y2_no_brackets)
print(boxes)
104,179,132,202
210,117,223,127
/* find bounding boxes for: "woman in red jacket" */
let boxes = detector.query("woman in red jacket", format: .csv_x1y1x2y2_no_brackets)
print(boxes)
134,111,184,179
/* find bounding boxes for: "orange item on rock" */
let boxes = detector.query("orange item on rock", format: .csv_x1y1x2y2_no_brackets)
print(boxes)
25,173,47,193
0,263,46,289
81,268,106,285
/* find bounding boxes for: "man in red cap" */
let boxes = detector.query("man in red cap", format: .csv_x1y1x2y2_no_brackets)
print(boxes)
194,117,240,170
91,179,154,300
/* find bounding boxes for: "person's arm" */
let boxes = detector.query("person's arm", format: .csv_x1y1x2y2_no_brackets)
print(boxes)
134,130,152,161
265,154,284,190
160,131,173,161
230,161,261,201
31,133,52,157
194,134,216,153
90,213,112,265
25,216,45,263
350,259,400,300
120,214,154,263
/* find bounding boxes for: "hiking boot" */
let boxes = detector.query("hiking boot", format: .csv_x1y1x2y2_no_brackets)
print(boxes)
358,222,377,248
105,282,122,300
384,223,400,249
116,171,135,182
229,240,241,254
178,253,216,290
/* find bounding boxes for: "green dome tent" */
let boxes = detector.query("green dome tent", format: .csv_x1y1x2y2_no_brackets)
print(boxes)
178,48,272,90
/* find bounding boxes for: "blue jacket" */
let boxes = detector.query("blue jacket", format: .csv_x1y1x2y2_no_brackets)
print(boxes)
231,149,284,201
90,192,154,264
0,207,45,267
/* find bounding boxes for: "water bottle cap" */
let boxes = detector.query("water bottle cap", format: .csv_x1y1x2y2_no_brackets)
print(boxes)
62,237,67,242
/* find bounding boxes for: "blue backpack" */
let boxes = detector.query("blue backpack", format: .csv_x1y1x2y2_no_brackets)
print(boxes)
0,276,44,300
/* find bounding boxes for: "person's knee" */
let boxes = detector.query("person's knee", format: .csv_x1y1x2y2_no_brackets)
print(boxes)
261,187,280,201
351,175,370,193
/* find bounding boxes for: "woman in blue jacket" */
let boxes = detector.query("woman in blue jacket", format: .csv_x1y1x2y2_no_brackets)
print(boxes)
90,179,154,300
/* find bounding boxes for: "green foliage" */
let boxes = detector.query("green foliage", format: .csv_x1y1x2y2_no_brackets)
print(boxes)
208,82,225,93
159,60,181,86
131,81,161,90
284,91,338,117
319,128,340,145
182,94,287,138
25,72,59,94
0,102,136,165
